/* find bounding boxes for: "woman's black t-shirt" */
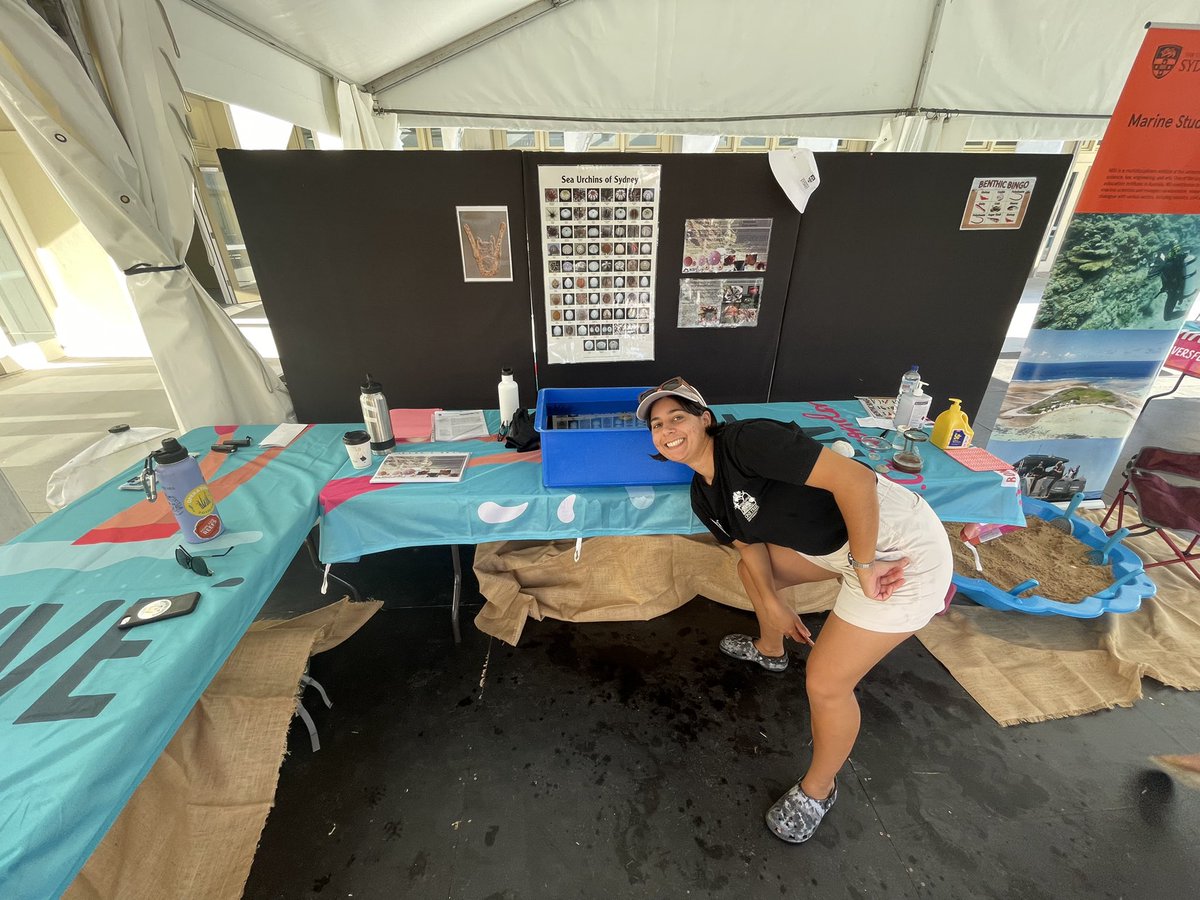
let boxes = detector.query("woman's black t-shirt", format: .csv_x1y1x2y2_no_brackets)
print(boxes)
690,419,848,555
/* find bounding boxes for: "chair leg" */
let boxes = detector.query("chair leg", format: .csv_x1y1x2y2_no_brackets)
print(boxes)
295,675,333,752
300,673,333,709
1101,479,1132,532
296,699,320,752
304,531,362,601
1144,530,1200,582
451,544,462,644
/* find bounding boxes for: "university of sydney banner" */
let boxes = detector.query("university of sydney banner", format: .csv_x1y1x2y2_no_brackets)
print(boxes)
988,26,1200,501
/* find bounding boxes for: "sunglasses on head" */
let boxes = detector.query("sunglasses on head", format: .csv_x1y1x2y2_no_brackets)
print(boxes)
638,376,693,405
175,544,232,577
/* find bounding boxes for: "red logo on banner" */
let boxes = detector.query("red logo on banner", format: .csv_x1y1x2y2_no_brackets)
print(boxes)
1078,28,1200,215
1151,44,1181,78
194,515,222,540
1165,330,1200,378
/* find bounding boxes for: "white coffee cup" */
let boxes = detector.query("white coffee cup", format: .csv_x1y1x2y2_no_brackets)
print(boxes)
342,430,372,469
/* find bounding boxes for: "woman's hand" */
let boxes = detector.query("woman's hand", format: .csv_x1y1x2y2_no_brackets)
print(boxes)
762,594,814,646
857,557,910,601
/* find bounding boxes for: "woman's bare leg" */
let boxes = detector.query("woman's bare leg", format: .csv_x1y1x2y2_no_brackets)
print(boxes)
800,613,914,799
741,546,839,656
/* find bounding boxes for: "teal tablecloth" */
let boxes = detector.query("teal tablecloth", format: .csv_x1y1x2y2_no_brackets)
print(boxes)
0,424,347,899
317,401,1024,563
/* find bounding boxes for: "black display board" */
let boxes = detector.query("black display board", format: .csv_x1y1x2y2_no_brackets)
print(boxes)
218,150,535,421
770,153,1072,414
220,149,1068,424
523,153,802,404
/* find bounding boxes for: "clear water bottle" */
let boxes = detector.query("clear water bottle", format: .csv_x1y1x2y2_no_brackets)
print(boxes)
151,437,223,543
893,365,923,430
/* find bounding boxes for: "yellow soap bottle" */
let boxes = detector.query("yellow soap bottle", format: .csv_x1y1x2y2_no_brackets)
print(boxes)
931,398,974,449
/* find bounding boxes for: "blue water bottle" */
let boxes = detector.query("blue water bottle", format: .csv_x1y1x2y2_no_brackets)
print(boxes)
151,437,224,543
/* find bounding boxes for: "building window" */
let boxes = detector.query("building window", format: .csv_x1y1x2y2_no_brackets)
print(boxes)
626,133,661,148
963,140,1019,153
198,167,257,299
505,131,537,149
588,132,620,150
0,224,54,344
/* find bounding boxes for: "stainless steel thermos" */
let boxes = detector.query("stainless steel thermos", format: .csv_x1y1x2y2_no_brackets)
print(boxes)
151,437,224,543
359,374,396,455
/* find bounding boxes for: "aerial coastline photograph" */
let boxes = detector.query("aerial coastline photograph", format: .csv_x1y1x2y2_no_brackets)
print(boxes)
992,328,1169,440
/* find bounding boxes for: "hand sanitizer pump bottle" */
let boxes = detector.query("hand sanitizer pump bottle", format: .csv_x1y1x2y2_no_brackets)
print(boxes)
909,382,932,427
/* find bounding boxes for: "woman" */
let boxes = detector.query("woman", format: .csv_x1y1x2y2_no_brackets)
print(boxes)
635,377,952,844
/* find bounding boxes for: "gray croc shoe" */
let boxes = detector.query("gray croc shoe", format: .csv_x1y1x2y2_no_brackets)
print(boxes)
765,779,838,843
719,633,789,672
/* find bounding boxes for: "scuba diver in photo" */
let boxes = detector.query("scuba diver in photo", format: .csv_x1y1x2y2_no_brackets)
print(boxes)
1149,242,1198,321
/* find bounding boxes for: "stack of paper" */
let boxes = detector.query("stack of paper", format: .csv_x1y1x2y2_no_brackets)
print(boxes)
433,410,491,441
390,408,441,443
945,446,1013,472
259,423,307,447
370,451,471,484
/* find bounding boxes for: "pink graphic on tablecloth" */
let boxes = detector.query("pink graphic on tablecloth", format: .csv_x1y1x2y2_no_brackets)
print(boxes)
319,449,542,514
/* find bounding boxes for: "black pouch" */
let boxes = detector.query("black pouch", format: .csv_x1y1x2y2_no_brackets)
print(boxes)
502,407,540,452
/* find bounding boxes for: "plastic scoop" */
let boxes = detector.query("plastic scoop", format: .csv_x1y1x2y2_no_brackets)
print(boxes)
1048,492,1084,535
1086,527,1130,565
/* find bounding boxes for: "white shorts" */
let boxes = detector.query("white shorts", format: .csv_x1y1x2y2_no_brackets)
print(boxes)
798,475,953,634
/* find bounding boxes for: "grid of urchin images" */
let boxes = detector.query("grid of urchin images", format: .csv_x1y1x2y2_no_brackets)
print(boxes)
538,165,662,363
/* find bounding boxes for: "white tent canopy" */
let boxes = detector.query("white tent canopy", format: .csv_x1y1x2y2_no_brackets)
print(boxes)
0,0,294,430
171,0,1200,142
4,0,1196,431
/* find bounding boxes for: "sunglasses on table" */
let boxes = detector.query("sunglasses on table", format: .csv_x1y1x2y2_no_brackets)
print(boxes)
175,544,232,577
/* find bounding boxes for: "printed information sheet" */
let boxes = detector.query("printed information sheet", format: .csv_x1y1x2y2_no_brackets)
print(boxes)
677,277,764,328
538,165,662,363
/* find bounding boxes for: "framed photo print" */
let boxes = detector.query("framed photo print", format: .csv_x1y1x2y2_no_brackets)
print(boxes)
457,206,513,281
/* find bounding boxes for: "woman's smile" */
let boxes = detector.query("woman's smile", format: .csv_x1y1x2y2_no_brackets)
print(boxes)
648,397,712,471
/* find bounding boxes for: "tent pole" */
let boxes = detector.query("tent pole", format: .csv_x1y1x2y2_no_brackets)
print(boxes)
910,0,948,111
366,0,576,95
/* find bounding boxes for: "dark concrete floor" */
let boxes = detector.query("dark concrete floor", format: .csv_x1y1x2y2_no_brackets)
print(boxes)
244,548,1200,900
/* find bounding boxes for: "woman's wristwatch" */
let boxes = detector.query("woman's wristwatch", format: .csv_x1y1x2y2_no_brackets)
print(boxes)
847,552,874,571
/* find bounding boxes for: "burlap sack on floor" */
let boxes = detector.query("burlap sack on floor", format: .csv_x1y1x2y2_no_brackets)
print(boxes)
475,521,1199,728
917,516,1200,726
66,597,381,900
472,533,840,645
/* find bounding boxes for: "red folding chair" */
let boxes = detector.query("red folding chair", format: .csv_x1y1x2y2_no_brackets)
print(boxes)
1101,447,1200,581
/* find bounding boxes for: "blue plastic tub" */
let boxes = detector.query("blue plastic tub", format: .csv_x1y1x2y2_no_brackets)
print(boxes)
535,387,693,488
951,496,1157,618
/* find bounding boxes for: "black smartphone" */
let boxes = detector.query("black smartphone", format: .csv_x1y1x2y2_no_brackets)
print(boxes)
210,443,237,453
117,592,201,629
